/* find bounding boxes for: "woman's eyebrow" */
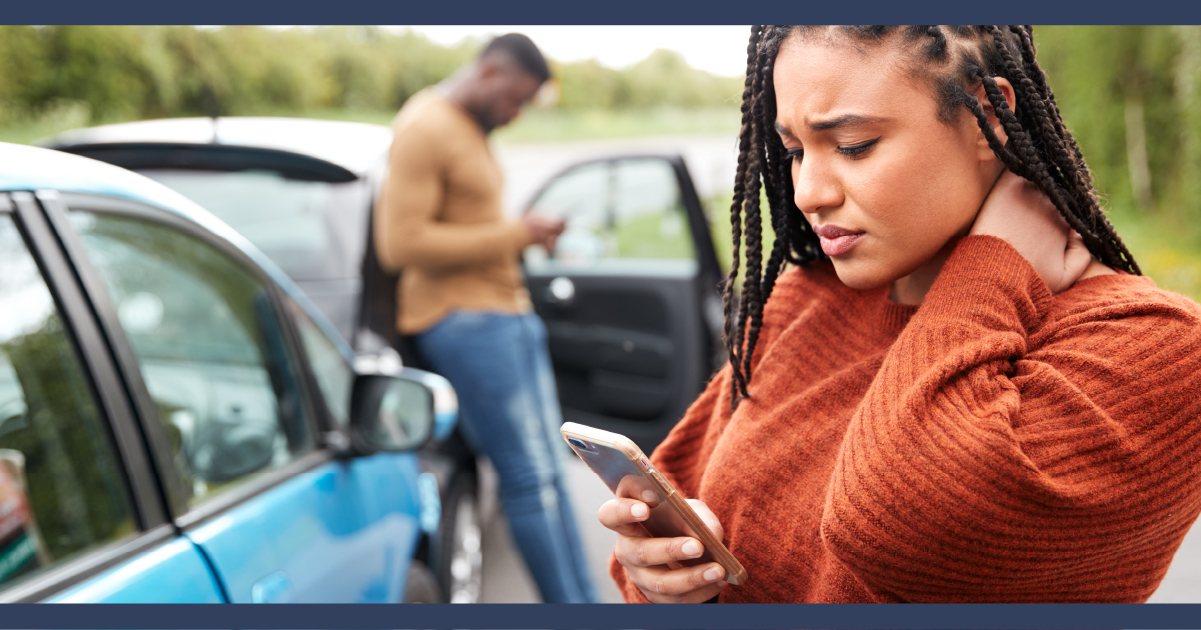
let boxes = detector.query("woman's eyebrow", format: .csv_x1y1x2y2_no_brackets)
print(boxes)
807,114,889,131
775,114,890,138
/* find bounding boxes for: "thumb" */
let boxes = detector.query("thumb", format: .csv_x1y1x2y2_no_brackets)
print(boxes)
686,499,724,541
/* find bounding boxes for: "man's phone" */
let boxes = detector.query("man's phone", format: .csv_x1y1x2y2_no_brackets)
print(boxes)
560,422,747,586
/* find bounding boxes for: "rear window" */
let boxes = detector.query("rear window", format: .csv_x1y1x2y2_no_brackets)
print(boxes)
138,169,371,282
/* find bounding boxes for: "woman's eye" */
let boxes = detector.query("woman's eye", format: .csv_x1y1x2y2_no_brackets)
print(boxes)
786,148,804,162
836,137,881,158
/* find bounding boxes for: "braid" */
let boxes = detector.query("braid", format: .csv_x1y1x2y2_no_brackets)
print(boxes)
1010,25,1094,191
722,25,762,407
736,47,768,396
924,25,949,61
740,31,783,390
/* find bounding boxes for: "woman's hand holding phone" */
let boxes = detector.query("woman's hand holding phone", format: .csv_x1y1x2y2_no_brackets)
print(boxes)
971,170,1112,293
599,482,729,604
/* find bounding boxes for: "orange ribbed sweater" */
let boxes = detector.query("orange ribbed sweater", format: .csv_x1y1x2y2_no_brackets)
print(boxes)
611,235,1201,603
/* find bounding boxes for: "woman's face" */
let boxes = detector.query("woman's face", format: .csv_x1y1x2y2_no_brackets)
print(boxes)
774,33,1002,299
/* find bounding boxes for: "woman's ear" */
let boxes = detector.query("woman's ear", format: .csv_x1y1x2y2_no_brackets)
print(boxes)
972,77,1017,162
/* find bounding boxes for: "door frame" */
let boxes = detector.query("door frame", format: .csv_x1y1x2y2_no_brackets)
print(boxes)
0,191,174,602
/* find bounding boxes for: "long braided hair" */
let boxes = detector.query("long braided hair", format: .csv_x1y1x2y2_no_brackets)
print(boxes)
723,25,1140,408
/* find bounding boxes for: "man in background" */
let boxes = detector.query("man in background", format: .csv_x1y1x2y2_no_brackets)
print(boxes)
374,33,597,603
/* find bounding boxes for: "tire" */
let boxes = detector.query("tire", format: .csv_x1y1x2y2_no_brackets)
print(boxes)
403,560,444,603
435,472,483,603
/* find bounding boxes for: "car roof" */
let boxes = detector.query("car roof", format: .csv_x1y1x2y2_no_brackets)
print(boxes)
0,141,355,362
38,117,394,178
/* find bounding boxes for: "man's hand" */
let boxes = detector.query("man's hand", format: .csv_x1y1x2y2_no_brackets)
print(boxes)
521,215,566,252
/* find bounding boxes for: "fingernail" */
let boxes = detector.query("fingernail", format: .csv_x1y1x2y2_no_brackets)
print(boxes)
631,503,648,518
703,567,722,582
681,540,701,557
641,490,657,503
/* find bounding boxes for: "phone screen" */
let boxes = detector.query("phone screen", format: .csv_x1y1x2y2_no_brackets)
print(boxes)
567,437,718,567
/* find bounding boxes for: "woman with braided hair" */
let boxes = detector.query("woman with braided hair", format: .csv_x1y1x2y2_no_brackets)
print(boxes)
598,25,1201,603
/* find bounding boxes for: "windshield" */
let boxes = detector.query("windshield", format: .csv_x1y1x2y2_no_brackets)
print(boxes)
138,169,372,281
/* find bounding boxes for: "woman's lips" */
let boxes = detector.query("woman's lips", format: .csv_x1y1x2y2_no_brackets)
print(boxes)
813,225,866,257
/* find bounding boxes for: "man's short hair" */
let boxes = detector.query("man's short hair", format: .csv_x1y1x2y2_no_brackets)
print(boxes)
481,33,551,83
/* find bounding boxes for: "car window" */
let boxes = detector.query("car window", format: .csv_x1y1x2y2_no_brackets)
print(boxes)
288,301,352,428
524,158,696,274
137,170,371,282
0,215,135,591
68,211,314,508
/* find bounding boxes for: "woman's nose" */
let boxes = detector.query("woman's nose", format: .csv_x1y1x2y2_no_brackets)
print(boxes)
793,157,842,214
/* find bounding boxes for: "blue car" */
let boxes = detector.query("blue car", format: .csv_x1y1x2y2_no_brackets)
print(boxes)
0,142,457,603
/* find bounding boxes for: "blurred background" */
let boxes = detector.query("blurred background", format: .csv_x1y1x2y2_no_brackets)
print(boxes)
1,25,1198,300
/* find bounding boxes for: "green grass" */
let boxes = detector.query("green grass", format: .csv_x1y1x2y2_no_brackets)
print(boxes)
1108,209,1201,302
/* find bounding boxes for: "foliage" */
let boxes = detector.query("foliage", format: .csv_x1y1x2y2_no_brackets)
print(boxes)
0,26,738,132
1036,26,1200,219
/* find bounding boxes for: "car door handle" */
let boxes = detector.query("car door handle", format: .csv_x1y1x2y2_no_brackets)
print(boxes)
546,277,575,304
251,571,293,603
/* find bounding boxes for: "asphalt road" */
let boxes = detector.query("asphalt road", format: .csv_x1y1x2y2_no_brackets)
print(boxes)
474,135,1200,603
475,454,624,603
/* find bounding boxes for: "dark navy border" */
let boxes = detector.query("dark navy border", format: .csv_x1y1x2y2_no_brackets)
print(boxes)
5,0,1201,25
0,603,1199,629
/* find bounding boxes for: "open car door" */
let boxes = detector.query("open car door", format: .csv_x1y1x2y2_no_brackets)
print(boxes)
523,155,724,453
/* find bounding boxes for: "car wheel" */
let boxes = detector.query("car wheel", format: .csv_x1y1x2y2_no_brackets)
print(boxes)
437,472,483,603
403,560,444,603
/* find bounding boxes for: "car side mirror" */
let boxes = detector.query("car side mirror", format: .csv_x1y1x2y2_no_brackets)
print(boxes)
348,368,457,455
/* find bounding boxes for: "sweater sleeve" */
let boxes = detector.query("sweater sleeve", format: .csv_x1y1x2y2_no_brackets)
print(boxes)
373,124,530,273
822,235,1201,603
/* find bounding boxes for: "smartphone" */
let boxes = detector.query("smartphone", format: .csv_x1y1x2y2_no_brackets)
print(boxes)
560,422,747,586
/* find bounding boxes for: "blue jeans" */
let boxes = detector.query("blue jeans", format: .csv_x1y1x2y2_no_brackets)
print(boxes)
416,310,598,603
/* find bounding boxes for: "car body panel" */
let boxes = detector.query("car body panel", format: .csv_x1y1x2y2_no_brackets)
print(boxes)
45,537,225,603
183,454,422,603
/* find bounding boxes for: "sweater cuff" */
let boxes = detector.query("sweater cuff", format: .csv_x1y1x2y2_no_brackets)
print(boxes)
920,235,1053,332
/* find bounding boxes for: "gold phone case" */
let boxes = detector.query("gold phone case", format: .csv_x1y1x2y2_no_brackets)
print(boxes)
560,422,748,586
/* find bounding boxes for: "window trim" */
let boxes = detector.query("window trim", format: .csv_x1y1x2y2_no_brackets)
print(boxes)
174,449,333,531
39,191,190,519
0,524,176,603
4,191,164,530
51,192,336,526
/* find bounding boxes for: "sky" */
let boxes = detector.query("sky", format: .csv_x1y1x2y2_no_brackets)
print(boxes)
394,26,752,78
